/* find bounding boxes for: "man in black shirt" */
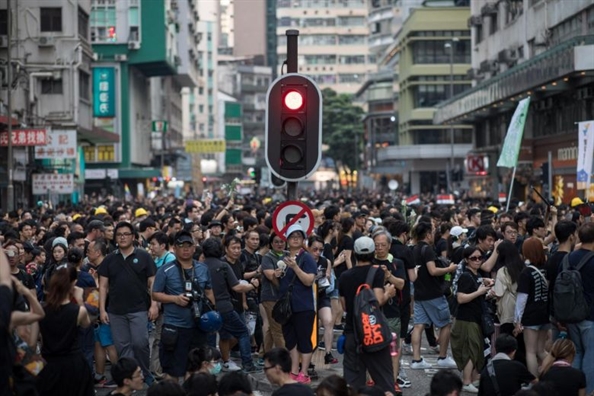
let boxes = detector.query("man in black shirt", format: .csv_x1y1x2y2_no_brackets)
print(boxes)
545,220,576,314
263,348,315,396
339,236,396,393
478,334,535,396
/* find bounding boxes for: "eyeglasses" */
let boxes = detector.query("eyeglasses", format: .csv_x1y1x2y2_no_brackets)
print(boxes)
468,256,483,262
263,365,275,371
505,231,518,236
116,232,133,238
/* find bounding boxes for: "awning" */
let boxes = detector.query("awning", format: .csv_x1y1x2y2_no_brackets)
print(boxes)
434,35,594,124
78,126,120,144
118,168,161,179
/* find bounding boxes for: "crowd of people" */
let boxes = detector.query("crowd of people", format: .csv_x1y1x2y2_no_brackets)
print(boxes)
1,190,594,396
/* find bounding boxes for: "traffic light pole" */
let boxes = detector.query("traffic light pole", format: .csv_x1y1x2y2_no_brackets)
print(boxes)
285,29,299,201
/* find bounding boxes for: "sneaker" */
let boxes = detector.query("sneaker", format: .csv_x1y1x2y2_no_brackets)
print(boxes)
472,380,480,387
318,341,326,350
103,380,117,388
333,324,345,332
398,365,409,380
410,358,432,370
223,360,241,372
428,345,440,354
462,384,479,394
324,352,338,364
243,364,262,374
295,372,311,384
393,382,403,396
397,376,411,388
436,356,458,369
255,358,265,367
402,343,413,355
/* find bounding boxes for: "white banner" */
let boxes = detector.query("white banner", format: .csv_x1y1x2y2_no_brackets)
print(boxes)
34,130,77,159
577,121,594,190
32,173,75,195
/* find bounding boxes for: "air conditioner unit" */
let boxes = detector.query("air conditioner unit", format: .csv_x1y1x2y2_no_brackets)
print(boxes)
38,36,56,47
0,36,7,48
497,49,518,64
467,15,483,27
115,54,128,61
167,10,176,24
481,2,498,15
489,60,499,72
479,60,490,73
174,55,181,66
128,41,140,50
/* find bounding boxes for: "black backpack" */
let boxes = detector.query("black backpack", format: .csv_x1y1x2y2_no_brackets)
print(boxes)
353,266,392,353
553,251,594,324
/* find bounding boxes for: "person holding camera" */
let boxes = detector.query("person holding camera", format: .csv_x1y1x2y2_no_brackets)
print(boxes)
152,231,215,382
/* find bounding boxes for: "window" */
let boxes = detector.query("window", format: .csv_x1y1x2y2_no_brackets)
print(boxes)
412,40,471,64
475,24,483,44
199,105,204,113
338,74,363,83
0,10,8,35
337,16,365,26
304,54,336,65
78,7,89,40
300,34,335,46
490,13,498,35
338,35,366,45
91,1,117,42
339,55,365,64
97,145,115,162
79,72,90,100
83,146,96,162
40,8,62,32
198,87,204,95
413,84,471,107
41,79,63,94
412,129,472,145
505,0,523,24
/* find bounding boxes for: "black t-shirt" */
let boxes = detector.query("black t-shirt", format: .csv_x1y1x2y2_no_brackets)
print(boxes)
456,270,483,324
544,250,567,312
540,365,586,396
435,238,448,257
517,266,549,326
478,359,535,396
272,383,315,396
0,285,15,396
390,239,414,305
335,235,354,280
97,248,157,315
224,257,245,313
412,242,443,301
338,265,385,333
13,269,35,290
204,257,240,314
373,256,405,318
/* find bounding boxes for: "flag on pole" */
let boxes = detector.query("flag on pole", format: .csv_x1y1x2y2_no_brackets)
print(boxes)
497,97,531,168
577,121,594,191
124,183,132,201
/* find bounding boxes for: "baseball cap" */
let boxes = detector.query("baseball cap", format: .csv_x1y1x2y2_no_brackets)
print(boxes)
450,226,468,237
135,208,148,218
285,224,306,239
354,236,375,254
208,220,222,229
571,197,584,207
487,206,499,214
175,231,194,246
87,220,105,232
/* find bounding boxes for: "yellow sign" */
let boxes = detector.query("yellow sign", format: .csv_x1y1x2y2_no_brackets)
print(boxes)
185,139,226,153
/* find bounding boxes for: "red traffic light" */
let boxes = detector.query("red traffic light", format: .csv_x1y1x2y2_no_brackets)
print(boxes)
283,91,303,111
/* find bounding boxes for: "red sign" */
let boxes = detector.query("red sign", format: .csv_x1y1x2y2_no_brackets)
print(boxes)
271,201,315,241
466,154,486,174
0,129,47,146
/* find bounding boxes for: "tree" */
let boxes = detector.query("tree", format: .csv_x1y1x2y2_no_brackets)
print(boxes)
321,88,364,171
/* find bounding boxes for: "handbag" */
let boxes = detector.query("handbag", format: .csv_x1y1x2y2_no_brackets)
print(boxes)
272,255,303,325
481,297,495,337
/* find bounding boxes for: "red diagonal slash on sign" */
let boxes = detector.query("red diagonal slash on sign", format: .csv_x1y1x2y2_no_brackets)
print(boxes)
278,207,308,239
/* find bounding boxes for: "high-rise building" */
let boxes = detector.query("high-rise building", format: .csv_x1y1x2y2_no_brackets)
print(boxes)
276,0,373,95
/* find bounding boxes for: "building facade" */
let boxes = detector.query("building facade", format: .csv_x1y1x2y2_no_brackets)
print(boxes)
276,0,374,95
434,0,594,202
0,0,97,207
375,6,472,194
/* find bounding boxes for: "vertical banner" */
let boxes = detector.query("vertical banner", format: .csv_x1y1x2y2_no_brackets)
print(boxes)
497,97,531,168
577,121,594,191
93,67,116,117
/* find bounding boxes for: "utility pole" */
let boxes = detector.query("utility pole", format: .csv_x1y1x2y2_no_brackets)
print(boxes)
285,29,299,201
6,0,14,211
445,37,459,194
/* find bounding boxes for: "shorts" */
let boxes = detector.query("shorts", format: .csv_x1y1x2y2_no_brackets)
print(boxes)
523,323,551,331
386,317,401,339
282,310,316,353
160,325,206,377
413,296,451,329
317,295,331,310
94,323,114,347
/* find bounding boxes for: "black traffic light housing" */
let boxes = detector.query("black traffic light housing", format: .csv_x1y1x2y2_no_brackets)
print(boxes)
265,73,322,182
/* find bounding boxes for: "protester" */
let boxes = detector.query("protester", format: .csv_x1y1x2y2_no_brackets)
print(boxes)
263,347,316,396
540,337,586,396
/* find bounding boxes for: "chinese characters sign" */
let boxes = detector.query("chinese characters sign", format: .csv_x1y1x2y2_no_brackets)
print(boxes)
0,129,47,146
35,130,77,159
32,173,74,195
185,139,226,153
93,67,116,117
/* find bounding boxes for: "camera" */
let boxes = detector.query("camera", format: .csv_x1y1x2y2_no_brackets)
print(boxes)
184,289,202,321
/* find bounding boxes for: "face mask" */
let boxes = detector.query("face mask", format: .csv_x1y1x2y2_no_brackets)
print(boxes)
209,362,222,375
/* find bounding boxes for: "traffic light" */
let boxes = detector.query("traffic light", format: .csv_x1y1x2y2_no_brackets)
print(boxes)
265,73,322,182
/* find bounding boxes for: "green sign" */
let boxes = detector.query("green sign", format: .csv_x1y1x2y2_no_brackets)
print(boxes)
152,121,168,133
93,67,116,117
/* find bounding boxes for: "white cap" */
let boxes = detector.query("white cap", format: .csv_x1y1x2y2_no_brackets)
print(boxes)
450,226,468,237
285,224,306,239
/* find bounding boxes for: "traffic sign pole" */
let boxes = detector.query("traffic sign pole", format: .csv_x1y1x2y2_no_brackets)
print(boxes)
286,30,299,201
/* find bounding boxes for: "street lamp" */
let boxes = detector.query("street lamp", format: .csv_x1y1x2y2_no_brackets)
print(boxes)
444,37,459,193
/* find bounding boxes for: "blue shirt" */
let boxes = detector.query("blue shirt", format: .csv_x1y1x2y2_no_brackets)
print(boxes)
155,251,176,269
279,251,317,313
153,260,212,328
